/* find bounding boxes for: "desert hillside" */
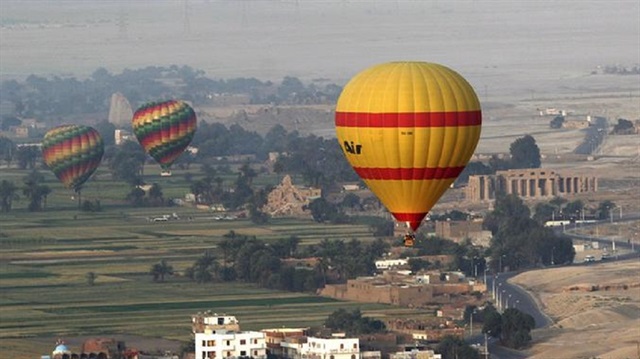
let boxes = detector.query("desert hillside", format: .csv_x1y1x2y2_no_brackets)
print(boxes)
511,260,640,359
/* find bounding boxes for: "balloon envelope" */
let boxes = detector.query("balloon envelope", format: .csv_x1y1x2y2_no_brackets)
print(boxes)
132,100,197,169
42,124,105,192
335,61,482,231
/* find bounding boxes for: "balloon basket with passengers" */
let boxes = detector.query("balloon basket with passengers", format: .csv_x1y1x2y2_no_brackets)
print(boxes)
335,61,482,247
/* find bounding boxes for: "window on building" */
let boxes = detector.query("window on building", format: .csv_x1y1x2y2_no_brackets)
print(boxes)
253,339,258,344
240,339,246,345
207,340,216,346
330,355,335,359
353,344,358,349
240,351,247,356
351,355,356,359
340,344,344,349
227,351,231,357
218,317,224,325
202,340,206,346
254,351,258,356
226,341,230,346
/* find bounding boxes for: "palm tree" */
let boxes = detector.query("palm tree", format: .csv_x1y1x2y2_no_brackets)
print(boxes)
148,183,164,206
0,180,19,212
86,272,97,286
22,171,49,212
238,162,257,186
150,259,174,282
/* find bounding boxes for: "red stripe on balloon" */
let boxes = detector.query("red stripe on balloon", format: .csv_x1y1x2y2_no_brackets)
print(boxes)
335,111,481,128
353,166,465,180
392,213,429,232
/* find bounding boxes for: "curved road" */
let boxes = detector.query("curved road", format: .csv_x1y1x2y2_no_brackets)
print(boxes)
475,214,640,358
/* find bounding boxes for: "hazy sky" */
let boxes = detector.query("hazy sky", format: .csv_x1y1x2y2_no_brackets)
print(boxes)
1,0,639,100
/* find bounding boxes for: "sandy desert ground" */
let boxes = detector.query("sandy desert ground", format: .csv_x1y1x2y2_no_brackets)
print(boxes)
511,260,640,359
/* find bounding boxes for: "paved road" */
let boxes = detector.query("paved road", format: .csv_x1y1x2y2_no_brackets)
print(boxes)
486,273,552,329
475,214,640,358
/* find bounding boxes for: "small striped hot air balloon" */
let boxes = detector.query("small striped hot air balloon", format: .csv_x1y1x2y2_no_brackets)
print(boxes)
335,61,482,237
131,100,197,174
42,124,104,193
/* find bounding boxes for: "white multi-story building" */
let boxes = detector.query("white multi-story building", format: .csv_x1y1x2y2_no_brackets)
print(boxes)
281,336,360,359
195,329,267,359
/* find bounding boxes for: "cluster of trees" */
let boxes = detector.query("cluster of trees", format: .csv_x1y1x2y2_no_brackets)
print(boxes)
189,122,359,189
456,134,541,185
480,304,535,349
324,309,386,335
175,232,389,292
611,118,636,135
600,64,640,75
0,65,341,122
485,194,575,271
1,117,364,214
436,336,481,359
306,196,383,225
533,197,616,223
0,120,362,215
549,115,565,129
0,170,51,212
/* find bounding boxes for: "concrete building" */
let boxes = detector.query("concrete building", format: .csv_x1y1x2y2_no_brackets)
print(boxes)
434,220,492,247
280,336,360,359
192,312,240,334
389,350,442,359
374,259,408,270
262,328,309,358
386,318,465,343
42,338,137,359
114,129,134,145
195,330,267,359
466,168,597,202
320,271,485,307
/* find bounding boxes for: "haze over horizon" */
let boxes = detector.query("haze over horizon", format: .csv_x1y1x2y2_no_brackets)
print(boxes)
1,0,639,102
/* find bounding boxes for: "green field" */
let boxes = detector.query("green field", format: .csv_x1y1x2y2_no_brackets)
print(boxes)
0,166,418,358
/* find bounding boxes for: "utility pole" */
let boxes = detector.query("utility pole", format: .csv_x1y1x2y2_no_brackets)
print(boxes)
484,332,490,359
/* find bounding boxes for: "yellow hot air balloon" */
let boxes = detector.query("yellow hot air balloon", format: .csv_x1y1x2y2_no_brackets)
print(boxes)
335,61,482,234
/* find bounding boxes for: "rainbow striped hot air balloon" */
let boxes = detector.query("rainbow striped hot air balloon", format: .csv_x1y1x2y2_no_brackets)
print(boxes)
42,124,105,192
335,61,482,233
132,100,197,172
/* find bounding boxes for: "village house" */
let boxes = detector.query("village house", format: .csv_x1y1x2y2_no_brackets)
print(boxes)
434,220,492,247
192,312,240,334
389,349,442,359
320,270,486,307
386,317,465,343
280,335,361,359
40,338,138,359
261,328,310,358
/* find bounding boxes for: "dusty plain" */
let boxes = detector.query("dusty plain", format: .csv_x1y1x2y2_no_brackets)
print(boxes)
511,260,640,359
